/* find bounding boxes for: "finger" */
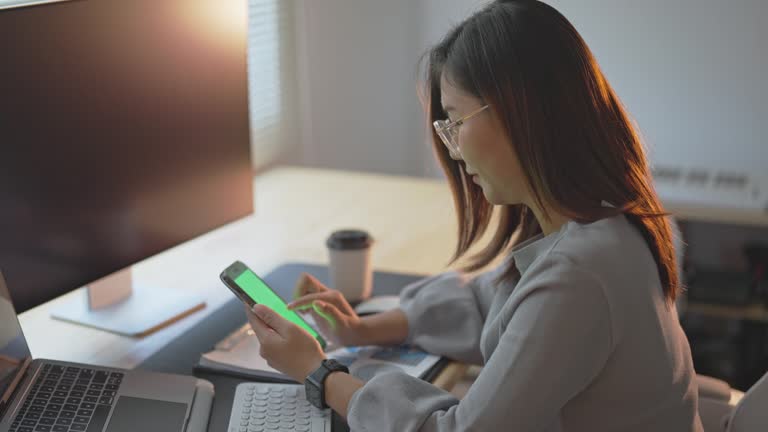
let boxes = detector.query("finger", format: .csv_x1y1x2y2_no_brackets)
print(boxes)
304,308,334,334
287,291,339,310
292,303,315,312
293,290,358,317
246,305,278,343
293,273,324,300
312,301,344,331
292,273,312,300
251,304,293,336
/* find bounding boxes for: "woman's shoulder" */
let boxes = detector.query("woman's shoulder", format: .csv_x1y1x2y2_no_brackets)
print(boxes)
550,214,654,275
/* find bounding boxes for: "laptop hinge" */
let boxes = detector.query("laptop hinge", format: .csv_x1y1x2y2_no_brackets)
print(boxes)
0,357,33,417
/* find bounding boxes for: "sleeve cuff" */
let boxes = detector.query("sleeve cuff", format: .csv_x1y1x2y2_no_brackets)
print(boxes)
346,370,459,432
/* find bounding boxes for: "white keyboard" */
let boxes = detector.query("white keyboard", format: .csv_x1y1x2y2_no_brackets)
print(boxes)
227,382,332,432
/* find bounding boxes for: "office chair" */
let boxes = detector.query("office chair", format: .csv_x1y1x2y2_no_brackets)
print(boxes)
697,370,768,432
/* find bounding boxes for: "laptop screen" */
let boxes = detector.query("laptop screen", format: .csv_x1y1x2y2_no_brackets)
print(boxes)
0,271,32,407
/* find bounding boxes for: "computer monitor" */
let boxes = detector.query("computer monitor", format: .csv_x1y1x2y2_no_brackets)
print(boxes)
0,0,252,333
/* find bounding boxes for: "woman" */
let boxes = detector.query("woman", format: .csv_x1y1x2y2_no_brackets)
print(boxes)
245,0,703,430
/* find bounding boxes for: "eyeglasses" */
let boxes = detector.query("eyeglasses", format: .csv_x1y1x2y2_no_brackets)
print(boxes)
433,105,489,159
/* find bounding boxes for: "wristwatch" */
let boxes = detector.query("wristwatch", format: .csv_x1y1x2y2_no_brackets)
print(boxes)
305,359,349,409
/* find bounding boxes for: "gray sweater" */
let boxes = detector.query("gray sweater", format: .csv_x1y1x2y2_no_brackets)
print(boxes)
347,214,703,431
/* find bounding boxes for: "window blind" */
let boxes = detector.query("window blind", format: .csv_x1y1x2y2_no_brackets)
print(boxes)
248,0,297,169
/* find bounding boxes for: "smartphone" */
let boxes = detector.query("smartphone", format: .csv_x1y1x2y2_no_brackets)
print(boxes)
220,261,326,349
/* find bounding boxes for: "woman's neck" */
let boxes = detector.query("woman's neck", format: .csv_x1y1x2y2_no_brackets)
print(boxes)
528,203,570,236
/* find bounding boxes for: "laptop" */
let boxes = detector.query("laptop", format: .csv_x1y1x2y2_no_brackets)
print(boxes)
0,272,214,432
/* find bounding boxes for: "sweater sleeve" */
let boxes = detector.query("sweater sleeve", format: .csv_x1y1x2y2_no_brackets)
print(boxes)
397,271,488,365
348,253,614,431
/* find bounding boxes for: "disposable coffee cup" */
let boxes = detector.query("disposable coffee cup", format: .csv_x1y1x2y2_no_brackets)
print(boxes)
326,229,373,302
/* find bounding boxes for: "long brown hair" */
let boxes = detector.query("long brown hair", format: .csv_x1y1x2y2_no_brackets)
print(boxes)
424,0,680,302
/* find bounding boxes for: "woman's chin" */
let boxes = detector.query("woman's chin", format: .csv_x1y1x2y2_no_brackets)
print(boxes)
479,187,500,204
480,186,517,206
475,178,511,205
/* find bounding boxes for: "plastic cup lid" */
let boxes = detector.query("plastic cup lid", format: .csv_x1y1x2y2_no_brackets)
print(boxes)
326,229,373,250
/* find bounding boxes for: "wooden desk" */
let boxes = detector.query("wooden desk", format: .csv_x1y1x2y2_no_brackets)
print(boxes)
18,167,466,387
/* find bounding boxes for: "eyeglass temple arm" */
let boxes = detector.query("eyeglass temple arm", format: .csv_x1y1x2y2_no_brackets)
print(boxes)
448,104,489,128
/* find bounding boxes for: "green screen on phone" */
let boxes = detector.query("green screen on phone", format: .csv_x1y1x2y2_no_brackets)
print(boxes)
234,269,323,344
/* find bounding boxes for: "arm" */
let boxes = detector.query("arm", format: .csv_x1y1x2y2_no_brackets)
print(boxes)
315,271,494,421
355,308,410,346
288,272,480,355
290,270,493,364
344,253,614,431
395,271,492,365
324,370,365,418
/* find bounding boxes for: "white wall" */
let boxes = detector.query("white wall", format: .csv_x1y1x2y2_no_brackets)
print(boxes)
293,0,426,176
291,0,491,177
545,0,768,174
292,0,768,192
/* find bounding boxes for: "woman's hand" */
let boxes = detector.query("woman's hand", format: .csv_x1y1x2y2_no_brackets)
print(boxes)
246,304,326,382
287,273,366,347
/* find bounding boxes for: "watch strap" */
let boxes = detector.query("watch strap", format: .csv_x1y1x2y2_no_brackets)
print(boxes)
306,359,349,409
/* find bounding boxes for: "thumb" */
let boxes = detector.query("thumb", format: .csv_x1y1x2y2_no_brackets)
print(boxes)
252,304,291,336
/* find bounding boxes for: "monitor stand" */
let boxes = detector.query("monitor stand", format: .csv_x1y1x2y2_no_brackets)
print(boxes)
50,268,206,337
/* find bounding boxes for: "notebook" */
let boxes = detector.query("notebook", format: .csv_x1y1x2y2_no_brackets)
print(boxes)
195,323,444,383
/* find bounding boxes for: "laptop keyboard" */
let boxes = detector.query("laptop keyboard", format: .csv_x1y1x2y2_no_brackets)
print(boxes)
9,363,123,432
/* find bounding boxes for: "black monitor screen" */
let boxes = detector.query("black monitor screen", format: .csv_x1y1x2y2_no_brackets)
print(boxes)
0,0,253,312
